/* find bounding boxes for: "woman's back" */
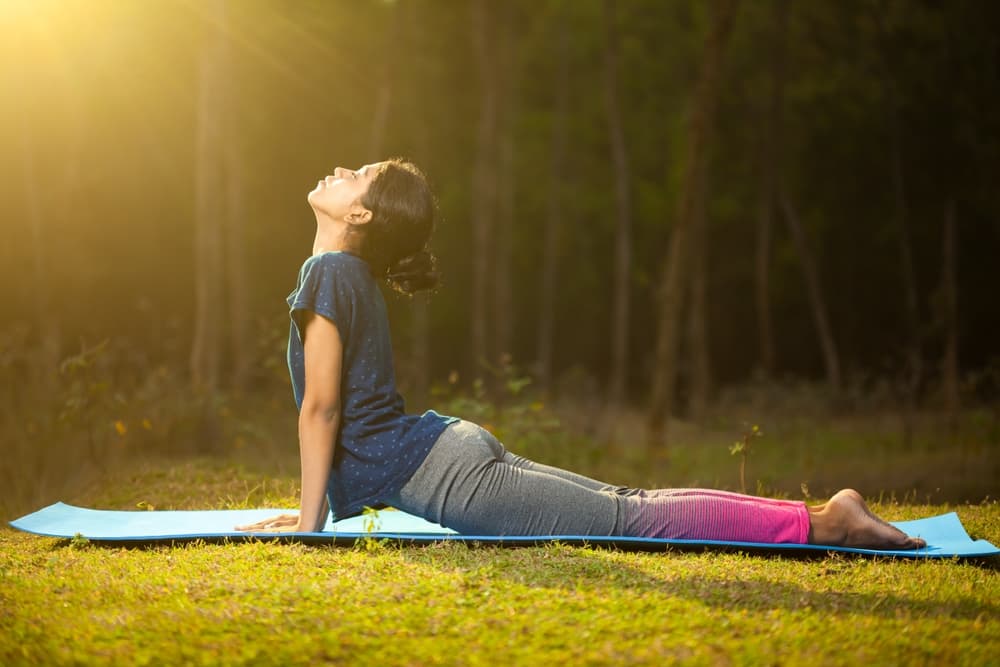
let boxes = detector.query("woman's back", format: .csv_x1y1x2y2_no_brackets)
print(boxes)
286,251,453,519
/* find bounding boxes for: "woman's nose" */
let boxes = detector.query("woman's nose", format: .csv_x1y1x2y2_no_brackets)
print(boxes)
333,167,346,178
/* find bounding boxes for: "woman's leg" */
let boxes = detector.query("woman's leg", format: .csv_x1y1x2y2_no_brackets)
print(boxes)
621,491,810,543
387,420,626,536
501,450,645,496
389,421,925,547
640,488,804,507
501,455,803,507
634,489,925,547
501,454,803,507
390,421,806,541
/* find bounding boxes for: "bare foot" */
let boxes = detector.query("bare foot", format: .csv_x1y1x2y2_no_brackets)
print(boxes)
808,489,926,549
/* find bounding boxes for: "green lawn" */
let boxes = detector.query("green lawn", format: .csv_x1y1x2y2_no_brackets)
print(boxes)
2,460,998,666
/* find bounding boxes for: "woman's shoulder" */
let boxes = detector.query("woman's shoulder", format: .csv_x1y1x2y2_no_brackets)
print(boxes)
298,251,371,284
289,252,376,312
302,250,367,271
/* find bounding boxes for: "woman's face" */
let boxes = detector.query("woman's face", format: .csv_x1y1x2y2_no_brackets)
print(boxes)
307,163,383,220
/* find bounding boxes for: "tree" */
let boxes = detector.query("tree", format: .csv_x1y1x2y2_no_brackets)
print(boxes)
536,10,570,396
470,0,498,377
494,1,518,367
753,0,786,379
191,0,228,398
768,2,840,395
399,1,432,401
602,0,634,410
648,0,739,451
223,55,251,393
872,4,922,445
940,201,959,435
18,106,61,382
367,2,401,159
778,189,842,393
687,166,711,420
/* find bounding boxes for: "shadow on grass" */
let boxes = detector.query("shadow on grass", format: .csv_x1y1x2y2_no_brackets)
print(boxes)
42,533,1000,622
392,545,1000,622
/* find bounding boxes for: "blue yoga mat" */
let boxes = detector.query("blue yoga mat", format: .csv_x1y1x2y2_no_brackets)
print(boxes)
10,502,999,558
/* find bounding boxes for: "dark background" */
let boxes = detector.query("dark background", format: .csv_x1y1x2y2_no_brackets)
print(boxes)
2,0,998,454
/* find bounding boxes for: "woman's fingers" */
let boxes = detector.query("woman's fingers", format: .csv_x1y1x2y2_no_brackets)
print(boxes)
234,514,300,531
235,523,298,532
268,524,303,533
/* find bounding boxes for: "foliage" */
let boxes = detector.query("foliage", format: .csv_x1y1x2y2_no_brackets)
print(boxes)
0,332,297,521
432,356,605,473
2,0,998,396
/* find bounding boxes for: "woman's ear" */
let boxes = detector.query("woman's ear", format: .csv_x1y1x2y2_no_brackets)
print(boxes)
345,205,373,226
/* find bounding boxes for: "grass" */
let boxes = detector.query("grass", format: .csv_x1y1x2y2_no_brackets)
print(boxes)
3,459,999,666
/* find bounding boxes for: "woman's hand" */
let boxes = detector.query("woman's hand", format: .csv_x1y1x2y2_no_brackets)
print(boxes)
235,513,301,533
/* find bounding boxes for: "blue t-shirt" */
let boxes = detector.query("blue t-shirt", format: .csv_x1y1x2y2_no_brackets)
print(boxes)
286,251,455,519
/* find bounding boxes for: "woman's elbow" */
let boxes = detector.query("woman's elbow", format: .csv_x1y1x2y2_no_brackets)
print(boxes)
299,401,340,424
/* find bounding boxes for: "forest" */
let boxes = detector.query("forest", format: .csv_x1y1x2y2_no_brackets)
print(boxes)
1,0,998,514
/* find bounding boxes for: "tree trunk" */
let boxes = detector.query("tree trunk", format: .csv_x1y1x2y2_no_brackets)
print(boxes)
224,132,250,392
941,200,959,436
368,4,400,159
408,34,432,402
687,168,711,421
889,104,921,446
411,294,431,403
471,0,498,377
190,0,227,397
603,0,633,409
754,163,776,378
19,116,61,382
754,0,787,379
536,17,569,396
875,10,922,447
778,189,842,393
222,28,251,393
494,2,517,367
12,27,62,382
369,83,391,161
647,0,739,451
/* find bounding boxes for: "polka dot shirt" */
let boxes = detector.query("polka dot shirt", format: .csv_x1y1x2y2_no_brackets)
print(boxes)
286,252,455,519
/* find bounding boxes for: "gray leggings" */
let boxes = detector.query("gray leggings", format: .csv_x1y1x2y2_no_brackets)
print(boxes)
384,419,810,542
385,420,628,536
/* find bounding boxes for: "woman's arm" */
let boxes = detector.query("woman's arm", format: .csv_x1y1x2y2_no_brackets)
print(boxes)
295,310,342,530
237,310,343,533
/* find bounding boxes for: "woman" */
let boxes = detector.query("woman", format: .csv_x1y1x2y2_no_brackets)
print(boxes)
237,158,924,550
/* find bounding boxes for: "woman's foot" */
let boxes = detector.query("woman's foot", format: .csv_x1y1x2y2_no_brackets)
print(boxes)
808,489,926,549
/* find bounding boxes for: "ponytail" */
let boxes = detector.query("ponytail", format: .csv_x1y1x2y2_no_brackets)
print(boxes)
359,159,440,295
385,248,440,295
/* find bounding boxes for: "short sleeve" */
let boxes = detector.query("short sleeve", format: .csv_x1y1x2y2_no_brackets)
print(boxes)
286,253,360,345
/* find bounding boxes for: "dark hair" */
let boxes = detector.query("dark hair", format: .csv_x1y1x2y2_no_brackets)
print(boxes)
356,158,440,295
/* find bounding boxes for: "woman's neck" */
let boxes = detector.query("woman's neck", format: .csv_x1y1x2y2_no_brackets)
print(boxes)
312,215,353,257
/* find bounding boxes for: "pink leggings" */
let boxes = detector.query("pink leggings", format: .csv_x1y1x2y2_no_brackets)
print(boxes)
621,488,810,544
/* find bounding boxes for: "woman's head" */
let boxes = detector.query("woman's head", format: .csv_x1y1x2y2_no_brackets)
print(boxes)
308,158,439,294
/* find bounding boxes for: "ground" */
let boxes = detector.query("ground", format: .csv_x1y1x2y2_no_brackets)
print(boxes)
2,459,998,666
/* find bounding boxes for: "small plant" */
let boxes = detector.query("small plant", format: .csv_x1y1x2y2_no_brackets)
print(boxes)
729,423,763,495
357,506,383,553
69,533,91,549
